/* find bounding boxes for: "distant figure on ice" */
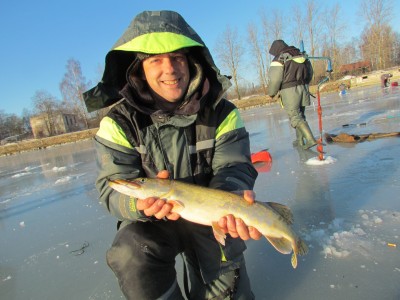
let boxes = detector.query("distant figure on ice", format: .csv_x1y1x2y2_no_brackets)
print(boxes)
338,83,348,96
267,39,317,149
380,73,392,88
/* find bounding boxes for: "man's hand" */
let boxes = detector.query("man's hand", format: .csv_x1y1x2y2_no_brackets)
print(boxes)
218,190,262,241
135,171,180,220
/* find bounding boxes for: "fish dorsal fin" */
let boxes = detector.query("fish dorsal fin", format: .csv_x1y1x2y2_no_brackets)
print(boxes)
266,202,293,225
265,236,293,255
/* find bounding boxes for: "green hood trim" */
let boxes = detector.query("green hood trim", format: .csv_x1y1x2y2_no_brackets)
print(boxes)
114,32,203,54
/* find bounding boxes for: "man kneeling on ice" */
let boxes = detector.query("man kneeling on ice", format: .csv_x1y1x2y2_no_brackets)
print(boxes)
84,10,263,299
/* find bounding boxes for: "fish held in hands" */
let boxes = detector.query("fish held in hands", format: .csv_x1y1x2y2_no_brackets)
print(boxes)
108,178,308,268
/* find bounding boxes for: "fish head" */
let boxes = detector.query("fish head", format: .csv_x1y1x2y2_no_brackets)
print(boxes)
108,178,172,199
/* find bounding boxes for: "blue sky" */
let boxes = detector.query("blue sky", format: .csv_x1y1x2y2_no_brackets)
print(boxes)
0,0,398,116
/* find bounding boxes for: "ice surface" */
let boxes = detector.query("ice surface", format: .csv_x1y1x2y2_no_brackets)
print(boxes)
0,85,399,299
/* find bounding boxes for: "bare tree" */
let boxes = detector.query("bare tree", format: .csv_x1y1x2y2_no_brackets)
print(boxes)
291,8,306,49
21,108,32,135
303,0,324,84
0,110,6,139
392,32,400,65
32,90,61,136
247,23,268,96
270,10,285,40
305,0,322,57
260,10,273,72
340,39,361,65
0,111,26,140
323,3,346,78
60,58,91,128
261,9,285,63
214,26,244,100
359,0,393,69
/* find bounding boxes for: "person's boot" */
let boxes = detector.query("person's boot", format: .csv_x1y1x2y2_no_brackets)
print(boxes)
292,127,304,147
295,146,318,161
297,121,317,149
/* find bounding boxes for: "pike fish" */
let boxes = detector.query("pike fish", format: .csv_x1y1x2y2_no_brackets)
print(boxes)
109,178,308,268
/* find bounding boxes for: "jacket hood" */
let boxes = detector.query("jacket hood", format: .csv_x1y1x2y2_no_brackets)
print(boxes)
83,10,231,112
269,40,289,56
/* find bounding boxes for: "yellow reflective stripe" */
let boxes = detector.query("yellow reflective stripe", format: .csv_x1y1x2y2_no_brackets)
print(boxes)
220,244,227,262
96,116,134,149
215,109,244,140
270,61,283,67
292,56,306,63
114,32,203,54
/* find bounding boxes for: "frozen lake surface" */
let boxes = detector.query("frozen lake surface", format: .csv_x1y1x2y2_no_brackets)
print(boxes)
1,85,399,299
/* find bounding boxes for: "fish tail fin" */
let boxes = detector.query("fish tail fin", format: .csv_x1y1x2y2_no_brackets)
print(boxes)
291,238,309,269
291,253,298,269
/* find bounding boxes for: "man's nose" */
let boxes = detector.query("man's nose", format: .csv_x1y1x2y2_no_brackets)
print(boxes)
162,58,176,73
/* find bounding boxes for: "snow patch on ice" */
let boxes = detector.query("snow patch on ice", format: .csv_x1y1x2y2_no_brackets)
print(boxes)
24,163,49,171
54,173,86,185
55,176,73,184
0,198,12,205
304,210,400,259
306,156,337,165
11,172,31,178
52,166,67,172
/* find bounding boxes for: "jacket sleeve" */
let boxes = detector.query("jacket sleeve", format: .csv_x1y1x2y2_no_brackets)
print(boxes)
268,61,284,97
94,116,148,222
208,101,258,192
305,59,313,84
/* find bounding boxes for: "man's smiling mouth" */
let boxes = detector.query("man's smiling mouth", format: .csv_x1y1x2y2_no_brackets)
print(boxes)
162,80,179,85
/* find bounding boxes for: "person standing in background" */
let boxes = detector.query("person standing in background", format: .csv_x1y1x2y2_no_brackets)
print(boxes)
268,39,316,149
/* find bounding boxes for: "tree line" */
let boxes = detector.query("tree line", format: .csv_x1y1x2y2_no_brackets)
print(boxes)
215,0,399,100
1,0,398,142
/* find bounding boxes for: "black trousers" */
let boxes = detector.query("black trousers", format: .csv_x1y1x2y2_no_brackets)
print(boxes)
106,219,254,300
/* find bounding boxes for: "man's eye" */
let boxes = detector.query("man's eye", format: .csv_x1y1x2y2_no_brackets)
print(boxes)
173,55,186,62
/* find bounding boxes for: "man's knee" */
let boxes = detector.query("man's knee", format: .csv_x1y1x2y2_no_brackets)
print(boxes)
190,262,254,300
106,222,180,299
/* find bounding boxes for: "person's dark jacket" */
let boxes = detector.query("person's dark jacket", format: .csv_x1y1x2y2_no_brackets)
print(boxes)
85,10,258,283
268,40,313,105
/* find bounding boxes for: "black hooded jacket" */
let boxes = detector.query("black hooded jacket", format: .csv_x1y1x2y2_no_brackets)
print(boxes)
89,11,258,283
268,40,313,95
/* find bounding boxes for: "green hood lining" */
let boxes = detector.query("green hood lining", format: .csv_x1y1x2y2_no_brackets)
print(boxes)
114,32,203,54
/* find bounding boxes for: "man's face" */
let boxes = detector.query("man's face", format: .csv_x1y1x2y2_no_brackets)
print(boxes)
142,51,190,103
